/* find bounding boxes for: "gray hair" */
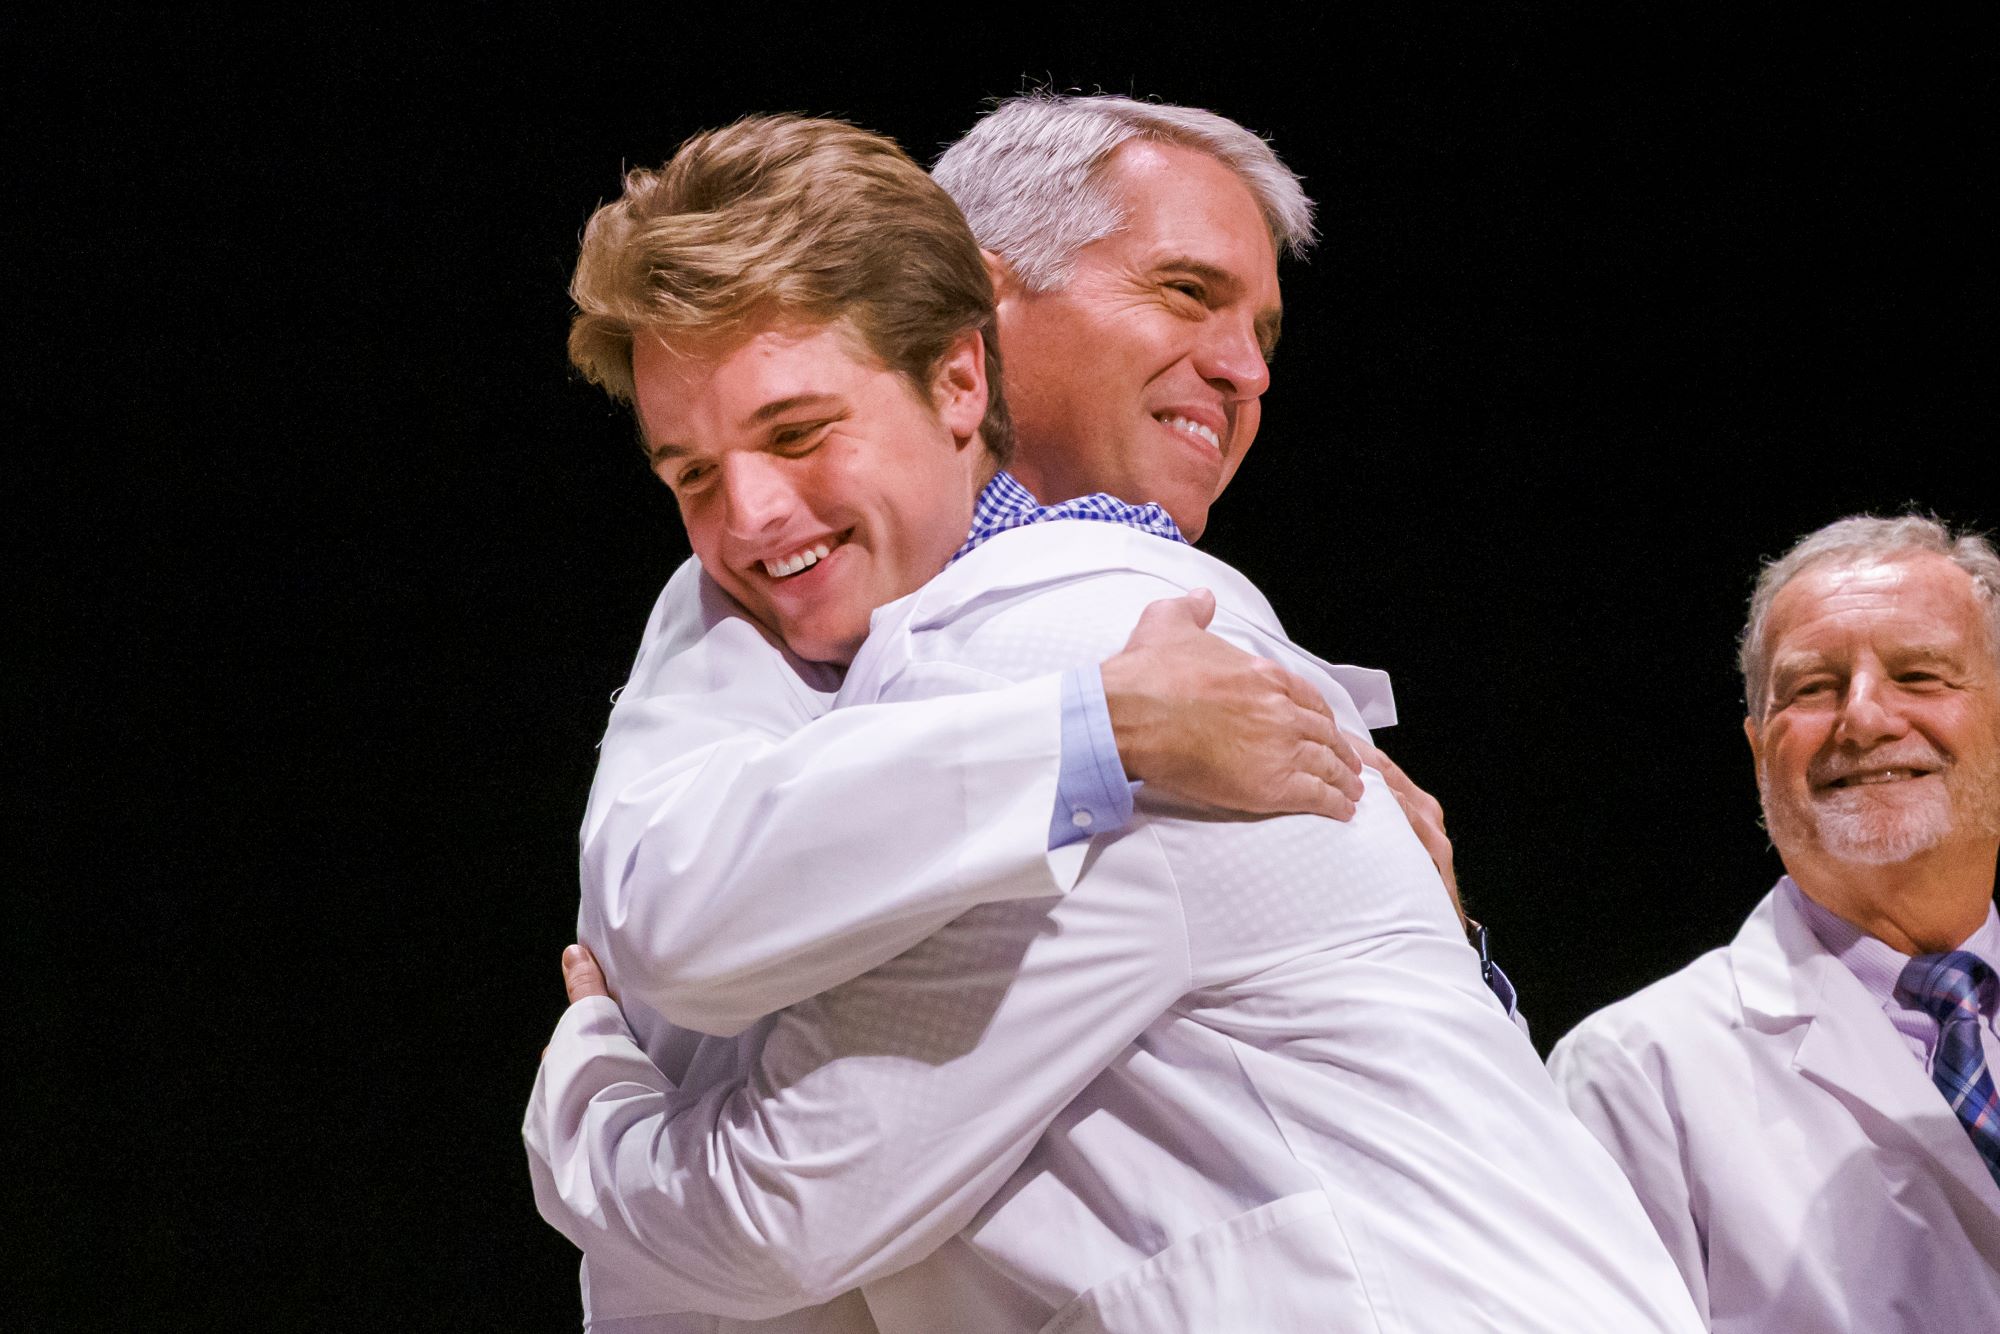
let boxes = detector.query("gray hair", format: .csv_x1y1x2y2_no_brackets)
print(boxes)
932,92,1315,292
1739,513,2000,720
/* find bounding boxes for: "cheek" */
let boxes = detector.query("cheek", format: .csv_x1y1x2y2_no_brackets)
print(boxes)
1772,724,1831,775
675,496,722,561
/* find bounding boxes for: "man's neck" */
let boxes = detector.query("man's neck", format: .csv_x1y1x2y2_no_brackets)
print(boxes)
1788,839,2000,955
1004,455,1061,507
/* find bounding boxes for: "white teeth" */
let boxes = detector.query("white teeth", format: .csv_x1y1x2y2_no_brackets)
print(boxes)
1833,768,1923,787
1158,415,1221,452
762,541,833,579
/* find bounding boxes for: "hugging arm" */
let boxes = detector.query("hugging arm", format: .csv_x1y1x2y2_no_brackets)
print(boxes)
529,568,1284,1317
582,561,1360,1037
532,817,1191,1318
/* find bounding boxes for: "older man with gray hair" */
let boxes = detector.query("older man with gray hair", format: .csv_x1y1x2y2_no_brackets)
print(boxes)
1550,514,2000,1332
936,90,1462,889
934,94,1311,542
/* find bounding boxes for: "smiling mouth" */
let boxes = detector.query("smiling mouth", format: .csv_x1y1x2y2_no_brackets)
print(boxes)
761,533,848,580
1821,767,1938,789
1155,414,1222,453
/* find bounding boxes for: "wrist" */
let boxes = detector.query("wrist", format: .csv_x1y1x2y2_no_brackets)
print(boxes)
1098,655,1157,783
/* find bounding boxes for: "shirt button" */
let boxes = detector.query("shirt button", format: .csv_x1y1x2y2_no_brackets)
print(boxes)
1071,810,1094,829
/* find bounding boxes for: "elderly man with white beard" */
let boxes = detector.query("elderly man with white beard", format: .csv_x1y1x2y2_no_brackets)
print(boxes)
1549,514,2000,1333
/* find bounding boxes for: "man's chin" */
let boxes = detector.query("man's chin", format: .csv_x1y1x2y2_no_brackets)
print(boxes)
1803,795,1953,866
1172,505,1211,542
1152,484,1211,541
721,589,859,669
767,613,865,668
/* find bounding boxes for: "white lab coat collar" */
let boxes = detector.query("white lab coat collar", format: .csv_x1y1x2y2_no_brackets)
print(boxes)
1730,877,2000,1210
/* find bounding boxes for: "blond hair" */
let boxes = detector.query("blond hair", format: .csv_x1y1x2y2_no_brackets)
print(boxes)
569,115,1011,461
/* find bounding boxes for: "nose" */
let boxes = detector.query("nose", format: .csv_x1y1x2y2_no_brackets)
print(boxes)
1833,670,1909,750
1194,313,1271,403
719,452,795,541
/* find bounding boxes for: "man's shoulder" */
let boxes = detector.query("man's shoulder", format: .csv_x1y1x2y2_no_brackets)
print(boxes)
850,518,1397,729
1558,943,1742,1062
923,519,1277,628
1544,950,1738,1128
840,524,1253,704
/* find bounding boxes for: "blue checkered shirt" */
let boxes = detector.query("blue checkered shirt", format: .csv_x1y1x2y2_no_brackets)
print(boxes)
953,470,1183,564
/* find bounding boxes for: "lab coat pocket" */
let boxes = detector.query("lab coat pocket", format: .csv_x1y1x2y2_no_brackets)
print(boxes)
1037,1192,1376,1334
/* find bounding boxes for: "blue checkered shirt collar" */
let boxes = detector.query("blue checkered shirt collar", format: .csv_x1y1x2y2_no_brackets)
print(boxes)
952,470,1185,564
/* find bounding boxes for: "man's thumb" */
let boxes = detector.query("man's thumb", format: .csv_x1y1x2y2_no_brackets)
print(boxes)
1143,587,1215,632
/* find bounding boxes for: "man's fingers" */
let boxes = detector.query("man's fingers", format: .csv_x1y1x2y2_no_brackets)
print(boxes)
1178,587,1216,628
1349,736,1447,827
1393,788,1450,863
562,943,610,1003
1351,735,1401,781
1274,662,1336,722
1317,723,1364,802
1296,725,1362,805
1276,770,1358,822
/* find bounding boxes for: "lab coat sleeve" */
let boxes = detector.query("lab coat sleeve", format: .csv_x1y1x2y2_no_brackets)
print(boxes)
1546,1022,1710,1322
527,562,1235,1317
529,811,1191,1319
583,561,1088,1038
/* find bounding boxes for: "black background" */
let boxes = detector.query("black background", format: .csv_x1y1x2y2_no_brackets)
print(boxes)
18,8,1994,1330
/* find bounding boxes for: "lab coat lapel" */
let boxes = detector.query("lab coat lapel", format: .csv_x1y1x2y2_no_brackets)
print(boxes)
1735,882,2000,1211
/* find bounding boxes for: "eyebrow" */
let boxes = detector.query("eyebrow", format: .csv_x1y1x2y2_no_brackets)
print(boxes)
1153,256,1284,355
1771,642,1966,681
643,392,845,465
1882,642,1967,667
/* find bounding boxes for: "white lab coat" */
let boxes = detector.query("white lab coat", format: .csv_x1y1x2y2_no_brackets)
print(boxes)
562,555,1099,1333
583,557,1093,1043
1548,880,2000,1331
529,522,1704,1333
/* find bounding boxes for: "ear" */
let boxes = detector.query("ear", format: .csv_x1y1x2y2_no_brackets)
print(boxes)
1743,715,1764,778
983,249,1023,306
930,327,990,447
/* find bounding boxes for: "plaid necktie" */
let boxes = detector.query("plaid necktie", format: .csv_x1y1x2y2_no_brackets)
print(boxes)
1895,950,2000,1190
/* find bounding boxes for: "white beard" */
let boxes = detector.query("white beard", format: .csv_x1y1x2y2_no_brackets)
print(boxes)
1759,735,2000,866
1784,778,1956,864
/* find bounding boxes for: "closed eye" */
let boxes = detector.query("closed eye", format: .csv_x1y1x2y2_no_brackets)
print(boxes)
1779,677,1837,706
771,419,836,453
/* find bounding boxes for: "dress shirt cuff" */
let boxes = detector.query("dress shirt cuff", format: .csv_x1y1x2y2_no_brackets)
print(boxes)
1049,665,1137,849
